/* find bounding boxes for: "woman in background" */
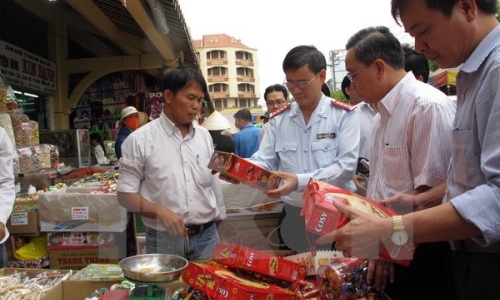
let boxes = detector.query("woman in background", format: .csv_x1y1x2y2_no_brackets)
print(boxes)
90,132,109,165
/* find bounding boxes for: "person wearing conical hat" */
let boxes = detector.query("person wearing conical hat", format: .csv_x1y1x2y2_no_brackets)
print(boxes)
114,106,148,159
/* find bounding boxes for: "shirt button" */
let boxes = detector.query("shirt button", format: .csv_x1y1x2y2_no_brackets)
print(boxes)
304,130,308,133
304,168,308,172
304,149,307,153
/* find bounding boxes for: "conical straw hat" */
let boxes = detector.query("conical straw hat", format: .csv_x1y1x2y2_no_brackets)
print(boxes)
201,110,232,130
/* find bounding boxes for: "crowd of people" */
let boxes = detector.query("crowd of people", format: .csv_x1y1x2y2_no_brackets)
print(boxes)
1,0,497,299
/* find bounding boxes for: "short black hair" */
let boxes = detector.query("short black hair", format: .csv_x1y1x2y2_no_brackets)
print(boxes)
264,84,288,102
161,66,208,96
233,108,252,121
402,44,430,82
282,45,326,74
341,76,351,100
321,83,331,97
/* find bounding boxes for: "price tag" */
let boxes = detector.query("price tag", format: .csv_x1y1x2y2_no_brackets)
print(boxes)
71,207,89,220
34,146,41,154
19,147,32,156
21,122,30,131
10,212,28,226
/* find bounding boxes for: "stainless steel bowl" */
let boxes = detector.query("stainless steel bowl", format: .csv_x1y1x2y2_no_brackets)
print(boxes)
118,254,189,282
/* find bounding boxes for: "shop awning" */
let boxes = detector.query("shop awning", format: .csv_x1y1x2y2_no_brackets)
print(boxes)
428,68,460,88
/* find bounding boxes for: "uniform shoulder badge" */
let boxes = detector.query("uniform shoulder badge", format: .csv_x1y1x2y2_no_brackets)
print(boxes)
270,103,291,118
331,99,356,111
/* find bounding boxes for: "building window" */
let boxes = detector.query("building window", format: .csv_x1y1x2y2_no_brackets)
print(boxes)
237,84,255,93
206,50,226,60
235,51,253,62
208,67,227,76
236,67,254,78
209,83,228,93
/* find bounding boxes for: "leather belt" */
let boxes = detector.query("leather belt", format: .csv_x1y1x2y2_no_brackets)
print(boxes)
185,221,215,236
449,239,500,253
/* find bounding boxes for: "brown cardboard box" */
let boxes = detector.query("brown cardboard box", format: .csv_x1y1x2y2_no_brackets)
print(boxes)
7,199,40,236
49,246,122,270
217,213,281,250
0,268,70,300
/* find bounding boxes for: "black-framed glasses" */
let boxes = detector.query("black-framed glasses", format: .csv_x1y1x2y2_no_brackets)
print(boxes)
346,66,368,81
266,99,286,107
283,73,319,89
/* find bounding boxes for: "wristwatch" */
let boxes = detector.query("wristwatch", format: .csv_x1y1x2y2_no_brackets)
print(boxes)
390,215,408,246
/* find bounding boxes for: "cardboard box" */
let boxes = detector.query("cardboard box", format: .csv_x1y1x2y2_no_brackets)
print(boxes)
213,244,306,283
302,178,415,266
135,235,146,255
183,262,296,299
38,187,127,232
208,150,281,191
47,232,115,249
0,268,70,300
8,199,39,236
49,246,122,270
217,213,281,251
62,276,188,300
7,211,39,236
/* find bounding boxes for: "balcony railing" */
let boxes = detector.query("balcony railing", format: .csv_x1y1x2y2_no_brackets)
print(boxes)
207,59,228,66
235,59,254,67
207,76,229,82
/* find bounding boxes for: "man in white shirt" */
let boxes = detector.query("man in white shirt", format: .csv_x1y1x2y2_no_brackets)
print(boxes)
335,26,456,300
0,127,15,267
117,67,226,261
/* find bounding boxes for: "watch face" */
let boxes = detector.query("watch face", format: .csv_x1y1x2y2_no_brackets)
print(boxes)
391,230,409,246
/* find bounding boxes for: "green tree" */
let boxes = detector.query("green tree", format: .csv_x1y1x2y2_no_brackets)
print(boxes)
428,60,439,72
497,1,500,21
331,90,349,102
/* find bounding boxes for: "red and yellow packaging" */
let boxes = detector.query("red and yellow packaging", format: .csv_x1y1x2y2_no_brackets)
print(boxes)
182,262,296,300
301,178,415,266
212,244,306,283
208,151,281,191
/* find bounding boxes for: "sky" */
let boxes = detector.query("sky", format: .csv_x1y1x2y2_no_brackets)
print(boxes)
176,0,414,104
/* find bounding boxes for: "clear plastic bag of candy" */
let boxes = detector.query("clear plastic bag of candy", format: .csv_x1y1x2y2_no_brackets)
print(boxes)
316,258,378,300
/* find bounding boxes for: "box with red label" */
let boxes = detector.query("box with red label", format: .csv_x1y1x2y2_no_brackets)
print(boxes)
47,232,115,249
182,262,296,300
213,244,305,283
301,178,415,266
208,151,281,191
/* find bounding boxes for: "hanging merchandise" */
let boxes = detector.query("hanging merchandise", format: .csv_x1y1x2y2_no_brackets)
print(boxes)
0,77,18,112
100,123,112,141
148,92,163,120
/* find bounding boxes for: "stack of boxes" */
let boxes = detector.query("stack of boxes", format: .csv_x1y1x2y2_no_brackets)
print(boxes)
38,186,128,269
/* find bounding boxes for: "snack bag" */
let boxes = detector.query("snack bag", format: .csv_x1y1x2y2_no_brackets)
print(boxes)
316,258,377,300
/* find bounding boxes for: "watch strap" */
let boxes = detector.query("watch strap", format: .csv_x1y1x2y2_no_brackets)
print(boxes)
392,215,405,231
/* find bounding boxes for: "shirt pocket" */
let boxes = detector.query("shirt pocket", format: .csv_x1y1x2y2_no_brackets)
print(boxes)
275,141,298,171
194,155,214,188
311,140,338,166
384,145,412,192
451,130,476,188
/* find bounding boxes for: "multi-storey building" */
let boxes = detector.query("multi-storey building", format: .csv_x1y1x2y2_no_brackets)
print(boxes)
193,34,262,121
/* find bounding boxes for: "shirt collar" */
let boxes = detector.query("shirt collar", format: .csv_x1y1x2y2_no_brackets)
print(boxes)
160,112,195,137
377,72,415,117
461,24,500,73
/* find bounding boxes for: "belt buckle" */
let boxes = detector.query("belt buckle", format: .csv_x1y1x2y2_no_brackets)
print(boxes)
186,225,201,236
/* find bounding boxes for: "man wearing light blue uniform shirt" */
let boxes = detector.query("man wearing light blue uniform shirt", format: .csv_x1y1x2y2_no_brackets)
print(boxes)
249,45,360,252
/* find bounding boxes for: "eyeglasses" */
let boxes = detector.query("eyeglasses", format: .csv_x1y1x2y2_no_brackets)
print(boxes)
266,99,286,107
346,66,368,82
283,73,319,89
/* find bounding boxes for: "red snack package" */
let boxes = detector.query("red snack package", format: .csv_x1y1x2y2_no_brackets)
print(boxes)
301,178,415,266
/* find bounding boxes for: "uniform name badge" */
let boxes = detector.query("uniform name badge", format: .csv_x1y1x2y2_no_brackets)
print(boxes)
317,133,336,139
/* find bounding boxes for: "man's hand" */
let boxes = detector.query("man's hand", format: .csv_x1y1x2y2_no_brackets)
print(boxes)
158,207,187,238
353,174,368,192
216,173,241,185
367,259,395,291
266,171,298,199
316,201,392,259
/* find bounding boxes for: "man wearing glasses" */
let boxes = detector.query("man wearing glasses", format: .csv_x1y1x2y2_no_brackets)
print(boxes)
248,45,360,252
259,84,290,142
319,27,456,300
